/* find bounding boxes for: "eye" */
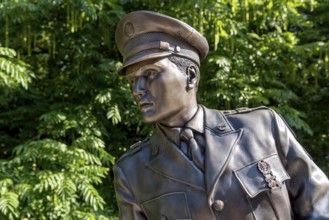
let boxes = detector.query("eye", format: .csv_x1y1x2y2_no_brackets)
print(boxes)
146,69,159,80
127,77,135,87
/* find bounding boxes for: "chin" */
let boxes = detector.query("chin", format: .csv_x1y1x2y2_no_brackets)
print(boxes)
142,118,155,124
141,109,162,124
141,114,157,124
141,110,177,124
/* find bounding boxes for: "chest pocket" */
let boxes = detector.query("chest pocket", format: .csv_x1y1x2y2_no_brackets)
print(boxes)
141,192,191,220
234,154,291,219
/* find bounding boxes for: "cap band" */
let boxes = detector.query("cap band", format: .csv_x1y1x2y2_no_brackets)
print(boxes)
123,32,200,66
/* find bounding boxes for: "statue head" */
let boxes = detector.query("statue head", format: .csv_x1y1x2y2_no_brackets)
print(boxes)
115,11,209,126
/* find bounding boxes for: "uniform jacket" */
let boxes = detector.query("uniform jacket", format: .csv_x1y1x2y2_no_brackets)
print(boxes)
113,106,329,220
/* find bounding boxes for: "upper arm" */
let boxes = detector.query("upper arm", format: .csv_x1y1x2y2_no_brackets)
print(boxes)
113,165,147,220
271,110,329,219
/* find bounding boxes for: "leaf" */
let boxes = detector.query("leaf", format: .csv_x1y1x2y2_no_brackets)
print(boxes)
78,182,105,211
39,111,67,124
106,104,122,125
0,56,34,89
0,47,16,58
0,192,19,217
247,32,262,40
95,89,112,104
74,148,102,165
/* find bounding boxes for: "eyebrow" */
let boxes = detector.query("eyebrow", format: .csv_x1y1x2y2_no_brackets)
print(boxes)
127,63,161,77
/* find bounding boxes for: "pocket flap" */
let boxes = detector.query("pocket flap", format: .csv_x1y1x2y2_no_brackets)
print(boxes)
141,192,191,220
234,154,290,198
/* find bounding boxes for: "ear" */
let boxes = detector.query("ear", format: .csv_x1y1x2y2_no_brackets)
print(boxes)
186,65,198,90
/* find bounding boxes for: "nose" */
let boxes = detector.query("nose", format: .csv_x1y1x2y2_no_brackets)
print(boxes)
132,76,147,97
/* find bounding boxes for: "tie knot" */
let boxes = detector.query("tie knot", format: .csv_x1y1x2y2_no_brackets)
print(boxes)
180,128,194,142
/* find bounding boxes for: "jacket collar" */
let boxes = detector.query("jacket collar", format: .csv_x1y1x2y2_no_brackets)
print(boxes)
147,105,243,193
203,106,243,195
157,106,204,145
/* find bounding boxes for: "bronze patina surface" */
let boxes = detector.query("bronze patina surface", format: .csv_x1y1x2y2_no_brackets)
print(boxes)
113,10,329,220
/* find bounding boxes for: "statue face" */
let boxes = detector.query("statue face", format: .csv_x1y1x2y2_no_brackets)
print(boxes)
126,58,195,125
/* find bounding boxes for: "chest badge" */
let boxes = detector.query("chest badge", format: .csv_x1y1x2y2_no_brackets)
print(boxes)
258,160,281,191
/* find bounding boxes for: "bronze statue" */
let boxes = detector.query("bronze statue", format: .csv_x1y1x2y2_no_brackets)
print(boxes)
113,11,329,219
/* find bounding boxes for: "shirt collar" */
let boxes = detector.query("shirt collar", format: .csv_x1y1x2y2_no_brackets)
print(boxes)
185,105,204,134
158,105,204,145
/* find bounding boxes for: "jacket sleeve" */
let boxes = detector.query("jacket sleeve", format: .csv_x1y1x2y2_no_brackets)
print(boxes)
272,111,329,219
113,164,147,220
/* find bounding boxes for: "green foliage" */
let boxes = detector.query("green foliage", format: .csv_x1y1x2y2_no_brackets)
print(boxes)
0,46,34,96
0,137,112,219
0,0,328,219
0,0,127,219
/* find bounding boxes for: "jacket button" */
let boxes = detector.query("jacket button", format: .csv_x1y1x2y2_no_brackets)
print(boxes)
213,199,224,211
160,215,167,220
217,123,227,131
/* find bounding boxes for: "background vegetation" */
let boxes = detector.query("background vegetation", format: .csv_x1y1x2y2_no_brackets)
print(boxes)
0,0,328,219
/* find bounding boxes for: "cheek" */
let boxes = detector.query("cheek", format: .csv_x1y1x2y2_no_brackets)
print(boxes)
148,73,187,102
159,85,187,109
160,75,186,94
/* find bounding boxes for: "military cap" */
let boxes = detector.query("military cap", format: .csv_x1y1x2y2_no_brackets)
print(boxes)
115,10,209,74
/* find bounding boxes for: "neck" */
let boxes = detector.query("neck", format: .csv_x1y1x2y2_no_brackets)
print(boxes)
160,103,198,127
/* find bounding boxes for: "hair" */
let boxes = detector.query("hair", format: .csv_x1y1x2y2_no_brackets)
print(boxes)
168,55,200,91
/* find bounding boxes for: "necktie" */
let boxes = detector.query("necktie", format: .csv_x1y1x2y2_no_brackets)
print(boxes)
180,128,204,171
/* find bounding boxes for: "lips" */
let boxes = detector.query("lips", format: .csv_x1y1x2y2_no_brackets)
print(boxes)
139,101,153,112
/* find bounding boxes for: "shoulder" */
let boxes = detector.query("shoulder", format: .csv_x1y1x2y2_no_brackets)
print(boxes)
115,137,151,166
217,106,281,130
222,106,275,116
202,105,280,132
221,106,278,121
220,106,295,135
204,105,277,122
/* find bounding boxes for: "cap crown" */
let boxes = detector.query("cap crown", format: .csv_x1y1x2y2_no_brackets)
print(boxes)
115,11,209,74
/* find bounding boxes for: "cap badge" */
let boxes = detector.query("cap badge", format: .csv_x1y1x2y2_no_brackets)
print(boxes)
124,22,134,38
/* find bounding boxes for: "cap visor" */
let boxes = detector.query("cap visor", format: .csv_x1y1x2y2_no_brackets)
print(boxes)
118,51,173,75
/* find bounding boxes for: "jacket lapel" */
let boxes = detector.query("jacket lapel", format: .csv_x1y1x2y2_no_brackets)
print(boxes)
146,125,206,191
145,107,243,194
203,107,243,195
